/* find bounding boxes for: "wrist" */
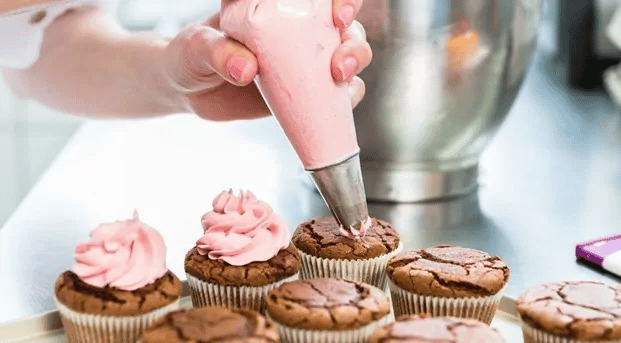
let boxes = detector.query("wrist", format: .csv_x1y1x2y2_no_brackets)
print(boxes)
134,33,189,114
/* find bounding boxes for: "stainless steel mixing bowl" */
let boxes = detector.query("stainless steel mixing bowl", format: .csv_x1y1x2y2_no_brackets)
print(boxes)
355,0,541,202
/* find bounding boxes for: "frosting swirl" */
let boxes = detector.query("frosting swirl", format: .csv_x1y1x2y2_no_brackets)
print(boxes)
72,212,168,291
197,190,291,266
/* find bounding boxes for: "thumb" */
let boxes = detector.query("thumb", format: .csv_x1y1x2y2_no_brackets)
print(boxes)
163,24,258,93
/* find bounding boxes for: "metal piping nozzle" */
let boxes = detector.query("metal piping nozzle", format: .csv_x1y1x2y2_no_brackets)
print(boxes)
309,153,370,235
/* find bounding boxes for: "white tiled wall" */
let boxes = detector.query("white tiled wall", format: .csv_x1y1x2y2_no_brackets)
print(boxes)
0,80,82,228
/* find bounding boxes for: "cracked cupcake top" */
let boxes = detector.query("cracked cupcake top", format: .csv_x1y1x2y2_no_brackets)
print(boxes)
184,244,300,287
386,245,510,297
266,278,390,330
141,306,279,343
368,315,506,342
292,217,400,260
516,281,621,340
55,270,182,316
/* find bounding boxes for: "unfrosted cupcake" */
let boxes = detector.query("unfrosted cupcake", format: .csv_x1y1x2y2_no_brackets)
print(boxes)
369,315,507,342
292,217,401,289
266,278,391,343
185,190,301,313
387,245,509,324
54,213,183,343
516,281,621,343
140,306,279,342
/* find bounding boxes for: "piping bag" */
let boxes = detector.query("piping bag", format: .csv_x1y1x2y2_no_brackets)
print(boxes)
221,0,371,237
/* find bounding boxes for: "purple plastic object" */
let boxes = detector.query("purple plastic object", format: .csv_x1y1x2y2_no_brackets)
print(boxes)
576,234,621,268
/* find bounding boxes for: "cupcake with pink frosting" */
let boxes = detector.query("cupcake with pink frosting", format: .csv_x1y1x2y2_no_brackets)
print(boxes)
185,189,301,313
54,212,182,343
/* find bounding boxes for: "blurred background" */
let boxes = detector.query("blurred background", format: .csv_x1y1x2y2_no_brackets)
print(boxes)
1,0,621,227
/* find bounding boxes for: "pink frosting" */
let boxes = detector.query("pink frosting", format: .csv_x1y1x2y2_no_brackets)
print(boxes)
197,190,290,266
339,217,371,239
72,212,168,291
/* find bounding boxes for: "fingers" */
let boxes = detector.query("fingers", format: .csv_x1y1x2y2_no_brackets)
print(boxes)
164,24,258,93
348,76,365,108
333,0,363,31
331,21,372,83
341,19,366,42
189,83,270,121
205,12,220,29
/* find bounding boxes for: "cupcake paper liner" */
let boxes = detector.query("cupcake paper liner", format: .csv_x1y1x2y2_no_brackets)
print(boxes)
186,273,299,313
54,296,180,343
389,280,503,324
521,321,621,343
299,243,403,290
269,313,390,343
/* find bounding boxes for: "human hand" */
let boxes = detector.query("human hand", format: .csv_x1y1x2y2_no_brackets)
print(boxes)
160,0,372,121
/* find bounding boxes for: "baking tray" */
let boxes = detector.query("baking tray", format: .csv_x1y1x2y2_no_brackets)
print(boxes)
0,285,524,343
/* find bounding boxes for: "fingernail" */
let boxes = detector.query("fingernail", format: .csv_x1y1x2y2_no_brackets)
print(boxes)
227,56,250,83
337,4,355,28
338,56,358,81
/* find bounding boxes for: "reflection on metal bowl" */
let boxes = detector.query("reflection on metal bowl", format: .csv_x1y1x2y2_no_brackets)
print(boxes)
355,0,541,202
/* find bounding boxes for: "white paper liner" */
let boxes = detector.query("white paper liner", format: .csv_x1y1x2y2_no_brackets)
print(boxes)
521,321,621,343
54,296,180,343
269,313,390,343
299,243,403,290
186,272,299,313
389,280,503,324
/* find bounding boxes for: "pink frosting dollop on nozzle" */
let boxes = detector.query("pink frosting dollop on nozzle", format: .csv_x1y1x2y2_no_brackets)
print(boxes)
339,217,371,239
72,212,168,291
196,190,291,266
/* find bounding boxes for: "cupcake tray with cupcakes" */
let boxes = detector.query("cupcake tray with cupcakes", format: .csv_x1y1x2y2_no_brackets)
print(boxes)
0,197,530,343
4,191,619,342
0,282,524,343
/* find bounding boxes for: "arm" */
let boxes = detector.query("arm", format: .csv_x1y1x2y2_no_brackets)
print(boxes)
2,7,189,118
2,1,371,120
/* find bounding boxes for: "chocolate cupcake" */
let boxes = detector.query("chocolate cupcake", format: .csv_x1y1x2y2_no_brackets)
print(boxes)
266,278,391,343
140,306,279,342
387,245,509,323
516,281,621,343
185,190,300,313
292,217,401,289
54,214,183,343
369,315,507,342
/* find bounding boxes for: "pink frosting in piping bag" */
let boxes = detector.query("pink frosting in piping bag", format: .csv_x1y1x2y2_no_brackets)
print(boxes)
197,190,291,266
72,212,168,291
220,0,360,171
